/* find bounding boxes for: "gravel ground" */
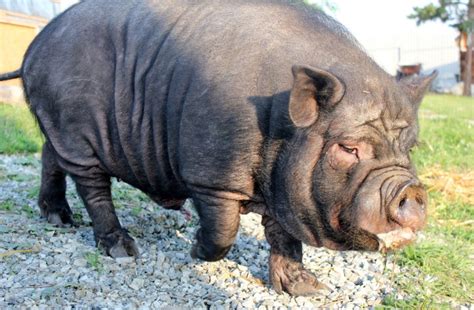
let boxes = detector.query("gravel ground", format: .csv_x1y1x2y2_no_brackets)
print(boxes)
0,154,401,308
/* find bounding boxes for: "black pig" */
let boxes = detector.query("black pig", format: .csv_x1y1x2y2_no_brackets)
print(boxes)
0,0,435,296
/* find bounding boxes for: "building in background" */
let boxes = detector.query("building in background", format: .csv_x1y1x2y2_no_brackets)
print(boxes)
365,35,460,93
327,0,464,94
0,0,77,104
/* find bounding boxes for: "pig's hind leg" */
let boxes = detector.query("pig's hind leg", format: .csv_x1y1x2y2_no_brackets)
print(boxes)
74,178,139,258
38,141,75,226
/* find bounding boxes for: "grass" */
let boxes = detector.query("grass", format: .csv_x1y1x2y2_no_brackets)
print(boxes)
131,206,142,216
0,199,37,219
0,103,43,154
412,94,474,171
382,94,474,307
84,251,103,272
20,204,36,218
385,236,473,307
0,95,473,306
0,200,14,211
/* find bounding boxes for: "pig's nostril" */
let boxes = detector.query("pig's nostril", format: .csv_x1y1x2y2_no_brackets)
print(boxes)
398,197,407,209
387,181,427,231
415,196,425,207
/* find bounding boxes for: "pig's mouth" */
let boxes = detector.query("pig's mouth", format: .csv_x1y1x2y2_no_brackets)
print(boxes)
339,167,427,253
376,227,416,253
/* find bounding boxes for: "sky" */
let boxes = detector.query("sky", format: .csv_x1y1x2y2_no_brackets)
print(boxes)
310,0,460,79
319,0,459,50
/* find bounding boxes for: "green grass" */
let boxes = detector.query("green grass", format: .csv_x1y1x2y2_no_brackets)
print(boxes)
84,251,103,272
27,185,40,199
386,234,474,306
20,204,36,218
383,94,474,307
131,206,142,216
0,199,37,218
0,200,14,211
0,103,43,154
412,94,474,171
427,191,473,242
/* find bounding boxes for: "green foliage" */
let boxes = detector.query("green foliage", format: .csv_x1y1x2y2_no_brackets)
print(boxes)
0,103,43,154
303,0,337,13
410,3,452,24
408,0,472,32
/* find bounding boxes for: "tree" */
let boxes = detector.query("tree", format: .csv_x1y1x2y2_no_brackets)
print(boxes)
409,0,474,96
304,0,337,13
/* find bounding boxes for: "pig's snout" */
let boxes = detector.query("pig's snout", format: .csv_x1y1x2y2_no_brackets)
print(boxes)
388,181,427,232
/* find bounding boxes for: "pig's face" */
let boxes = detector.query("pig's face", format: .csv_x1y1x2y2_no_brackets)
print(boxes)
270,65,436,252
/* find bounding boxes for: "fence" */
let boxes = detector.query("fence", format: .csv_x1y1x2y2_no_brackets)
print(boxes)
367,45,460,91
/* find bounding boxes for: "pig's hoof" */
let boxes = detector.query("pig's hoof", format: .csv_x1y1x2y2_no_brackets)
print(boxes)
99,229,139,258
190,242,230,262
190,229,232,261
270,260,327,296
41,209,76,227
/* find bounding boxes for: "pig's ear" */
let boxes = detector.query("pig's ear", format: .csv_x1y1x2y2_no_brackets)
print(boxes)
399,71,438,106
289,65,345,127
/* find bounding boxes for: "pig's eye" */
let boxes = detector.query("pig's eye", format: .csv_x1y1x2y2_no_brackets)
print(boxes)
339,144,358,156
408,141,419,153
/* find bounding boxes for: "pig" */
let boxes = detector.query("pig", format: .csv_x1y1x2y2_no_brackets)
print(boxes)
0,0,436,296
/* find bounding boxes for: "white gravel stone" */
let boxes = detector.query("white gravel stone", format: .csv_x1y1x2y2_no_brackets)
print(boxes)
73,258,88,267
129,278,145,291
115,257,135,265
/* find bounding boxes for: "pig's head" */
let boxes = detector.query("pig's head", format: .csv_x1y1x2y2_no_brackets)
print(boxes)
268,65,436,252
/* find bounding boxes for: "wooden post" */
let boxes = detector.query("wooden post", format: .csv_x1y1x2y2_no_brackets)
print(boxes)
463,0,474,96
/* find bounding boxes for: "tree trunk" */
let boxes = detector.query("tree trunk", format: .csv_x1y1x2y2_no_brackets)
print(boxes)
463,0,474,96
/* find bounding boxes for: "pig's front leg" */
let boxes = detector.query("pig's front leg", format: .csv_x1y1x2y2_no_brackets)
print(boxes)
191,195,240,261
262,215,326,296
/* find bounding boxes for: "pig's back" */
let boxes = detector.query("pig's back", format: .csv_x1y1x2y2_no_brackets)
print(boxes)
21,0,378,198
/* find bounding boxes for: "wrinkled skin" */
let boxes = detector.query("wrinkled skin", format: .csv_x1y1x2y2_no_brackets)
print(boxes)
3,0,435,296
269,67,433,252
